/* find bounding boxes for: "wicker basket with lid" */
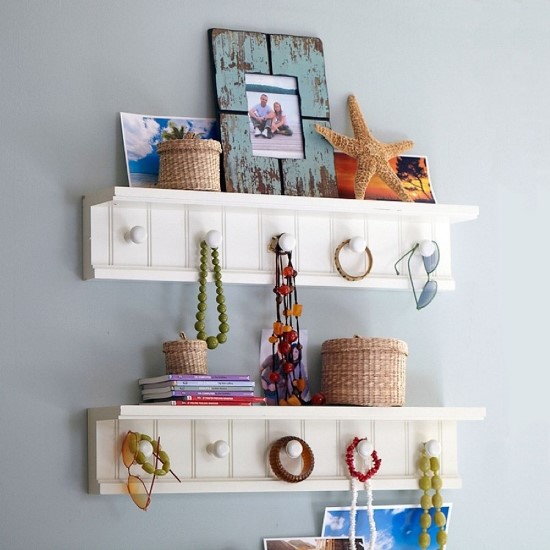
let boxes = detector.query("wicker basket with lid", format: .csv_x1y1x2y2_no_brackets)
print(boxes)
157,139,222,191
321,336,408,406
163,332,208,375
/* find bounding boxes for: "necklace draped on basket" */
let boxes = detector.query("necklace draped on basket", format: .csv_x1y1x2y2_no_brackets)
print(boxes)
195,233,229,350
418,441,447,550
346,437,382,550
267,235,307,405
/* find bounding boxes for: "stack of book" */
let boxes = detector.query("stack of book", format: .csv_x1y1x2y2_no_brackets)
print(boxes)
139,373,265,406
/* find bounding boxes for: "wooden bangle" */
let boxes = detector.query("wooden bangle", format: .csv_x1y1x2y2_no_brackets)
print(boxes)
334,239,373,281
269,436,315,483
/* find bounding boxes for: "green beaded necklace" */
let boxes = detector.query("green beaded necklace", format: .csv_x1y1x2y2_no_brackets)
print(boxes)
418,449,447,550
194,240,229,350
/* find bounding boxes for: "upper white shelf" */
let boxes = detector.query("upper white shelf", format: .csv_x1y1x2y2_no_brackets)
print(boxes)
85,186,478,222
83,187,478,288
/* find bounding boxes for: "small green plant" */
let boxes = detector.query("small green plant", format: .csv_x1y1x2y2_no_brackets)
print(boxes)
162,121,203,141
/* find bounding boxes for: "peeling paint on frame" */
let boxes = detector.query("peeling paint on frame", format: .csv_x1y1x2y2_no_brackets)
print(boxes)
209,28,338,197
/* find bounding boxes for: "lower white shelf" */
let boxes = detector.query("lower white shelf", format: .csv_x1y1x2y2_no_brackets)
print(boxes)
88,405,485,495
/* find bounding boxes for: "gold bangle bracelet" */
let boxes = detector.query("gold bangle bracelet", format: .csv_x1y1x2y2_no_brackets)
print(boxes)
269,436,315,483
334,239,373,281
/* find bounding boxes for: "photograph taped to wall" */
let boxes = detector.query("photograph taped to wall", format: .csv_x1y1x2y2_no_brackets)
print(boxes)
120,112,218,187
322,504,452,550
246,74,304,159
264,536,366,550
335,153,436,203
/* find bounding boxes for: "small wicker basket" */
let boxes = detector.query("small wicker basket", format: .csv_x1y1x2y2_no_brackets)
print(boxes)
321,336,408,406
163,332,208,375
157,139,222,191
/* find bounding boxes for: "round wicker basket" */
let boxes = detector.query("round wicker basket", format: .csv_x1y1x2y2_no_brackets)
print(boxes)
321,336,408,406
163,332,208,375
157,139,222,191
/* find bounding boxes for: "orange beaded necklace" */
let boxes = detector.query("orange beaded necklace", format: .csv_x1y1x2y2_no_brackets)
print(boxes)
267,239,307,405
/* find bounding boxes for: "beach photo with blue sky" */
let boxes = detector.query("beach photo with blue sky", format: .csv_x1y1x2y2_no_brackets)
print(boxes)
120,113,218,186
322,504,451,550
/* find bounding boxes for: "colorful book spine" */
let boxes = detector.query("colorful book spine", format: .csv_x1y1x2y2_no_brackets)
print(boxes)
141,386,255,396
140,381,255,391
140,400,259,406
142,391,258,401
141,384,254,393
145,395,266,403
141,379,255,388
142,390,255,398
138,373,251,385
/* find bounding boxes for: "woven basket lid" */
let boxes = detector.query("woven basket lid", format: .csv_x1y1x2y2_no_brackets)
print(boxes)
157,139,222,154
321,335,408,355
163,332,207,352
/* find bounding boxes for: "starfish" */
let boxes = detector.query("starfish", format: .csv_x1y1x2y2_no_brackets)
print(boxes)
316,95,414,201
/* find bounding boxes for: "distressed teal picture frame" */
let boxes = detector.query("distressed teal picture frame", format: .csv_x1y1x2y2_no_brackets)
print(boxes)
209,28,338,197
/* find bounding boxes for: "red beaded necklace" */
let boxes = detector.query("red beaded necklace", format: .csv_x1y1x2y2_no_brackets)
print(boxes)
345,437,382,482
267,241,307,405
346,437,382,550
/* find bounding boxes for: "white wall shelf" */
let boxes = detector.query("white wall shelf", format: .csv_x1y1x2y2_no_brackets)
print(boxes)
82,187,478,288
88,405,485,495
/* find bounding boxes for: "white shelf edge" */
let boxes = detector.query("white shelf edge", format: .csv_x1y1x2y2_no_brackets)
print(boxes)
83,266,457,290
84,187,479,224
89,405,486,422
93,475,463,495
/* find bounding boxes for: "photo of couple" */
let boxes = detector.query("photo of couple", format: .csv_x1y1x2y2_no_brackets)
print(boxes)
246,74,304,160
249,93,294,139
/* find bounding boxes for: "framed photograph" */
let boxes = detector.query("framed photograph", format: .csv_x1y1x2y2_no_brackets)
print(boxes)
259,328,310,406
120,112,218,187
322,504,452,550
335,153,436,203
264,537,366,550
246,74,304,160
209,28,338,197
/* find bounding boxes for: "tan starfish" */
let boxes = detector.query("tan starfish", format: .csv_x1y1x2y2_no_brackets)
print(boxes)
316,95,414,201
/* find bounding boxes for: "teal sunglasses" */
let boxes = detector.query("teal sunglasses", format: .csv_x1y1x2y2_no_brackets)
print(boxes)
394,241,440,310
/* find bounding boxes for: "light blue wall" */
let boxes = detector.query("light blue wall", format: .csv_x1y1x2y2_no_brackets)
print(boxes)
1,1,547,548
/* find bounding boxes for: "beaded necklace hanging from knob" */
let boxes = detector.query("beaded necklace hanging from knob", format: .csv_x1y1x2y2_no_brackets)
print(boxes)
267,234,308,405
418,440,447,550
195,231,229,350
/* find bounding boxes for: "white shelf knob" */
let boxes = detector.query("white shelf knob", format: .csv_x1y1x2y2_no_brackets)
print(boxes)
138,439,153,458
348,236,367,254
278,233,296,252
205,229,223,249
356,439,374,458
207,439,230,458
424,439,442,457
285,439,303,459
124,225,147,244
419,240,436,258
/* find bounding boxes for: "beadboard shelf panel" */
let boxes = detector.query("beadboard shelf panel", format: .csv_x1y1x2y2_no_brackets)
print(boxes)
88,405,485,495
83,187,479,288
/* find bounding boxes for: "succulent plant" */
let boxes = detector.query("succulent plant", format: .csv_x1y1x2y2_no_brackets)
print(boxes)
161,121,204,141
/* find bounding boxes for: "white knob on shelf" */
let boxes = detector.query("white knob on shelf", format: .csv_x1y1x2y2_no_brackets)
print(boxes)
205,229,223,249
419,240,436,258
207,440,230,458
278,233,296,252
348,236,367,254
356,439,374,458
424,439,442,457
285,439,303,459
138,439,154,458
124,225,147,244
